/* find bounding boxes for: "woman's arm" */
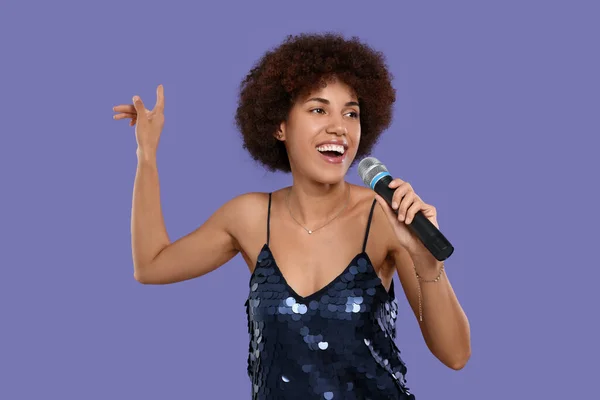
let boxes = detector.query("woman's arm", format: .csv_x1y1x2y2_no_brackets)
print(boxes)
131,150,254,285
392,241,471,370
371,198,471,370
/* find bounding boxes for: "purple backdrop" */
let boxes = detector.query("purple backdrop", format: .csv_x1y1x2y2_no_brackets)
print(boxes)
1,1,598,399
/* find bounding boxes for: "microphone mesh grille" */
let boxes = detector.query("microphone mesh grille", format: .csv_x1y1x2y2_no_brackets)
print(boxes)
357,157,388,186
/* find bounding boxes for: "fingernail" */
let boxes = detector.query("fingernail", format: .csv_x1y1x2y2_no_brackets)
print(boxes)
398,214,404,221
392,202,398,209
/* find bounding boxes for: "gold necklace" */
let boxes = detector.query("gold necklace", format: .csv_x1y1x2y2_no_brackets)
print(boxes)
285,186,350,235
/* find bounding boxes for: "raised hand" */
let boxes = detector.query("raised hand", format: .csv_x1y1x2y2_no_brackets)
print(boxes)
113,84,165,154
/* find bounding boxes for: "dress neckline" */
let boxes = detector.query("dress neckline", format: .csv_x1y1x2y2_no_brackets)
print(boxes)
251,243,394,303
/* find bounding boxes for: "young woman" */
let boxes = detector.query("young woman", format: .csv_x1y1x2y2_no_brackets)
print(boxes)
113,33,470,400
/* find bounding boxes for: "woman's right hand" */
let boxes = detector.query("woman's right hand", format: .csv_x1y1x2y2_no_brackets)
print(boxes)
113,84,165,154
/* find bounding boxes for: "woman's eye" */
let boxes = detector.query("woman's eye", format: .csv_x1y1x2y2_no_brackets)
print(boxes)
310,108,358,118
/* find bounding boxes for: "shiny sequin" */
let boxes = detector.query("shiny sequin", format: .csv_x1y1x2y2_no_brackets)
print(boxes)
245,195,415,399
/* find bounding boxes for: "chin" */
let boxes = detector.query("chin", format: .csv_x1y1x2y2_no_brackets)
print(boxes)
290,148,356,185
311,162,352,185
317,173,347,185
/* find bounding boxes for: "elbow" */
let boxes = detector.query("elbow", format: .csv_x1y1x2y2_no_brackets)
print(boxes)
134,270,146,284
133,253,163,284
447,347,471,371
448,358,469,371
134,266,152,284
446,320,472,370
134,262,168,285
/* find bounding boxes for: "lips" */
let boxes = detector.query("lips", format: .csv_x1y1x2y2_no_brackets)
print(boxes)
314,140,349,165
315,141,348,152
316,145,347,164
318,151,346,164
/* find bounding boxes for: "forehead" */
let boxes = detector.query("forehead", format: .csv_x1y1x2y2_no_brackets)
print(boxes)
300,79,358,102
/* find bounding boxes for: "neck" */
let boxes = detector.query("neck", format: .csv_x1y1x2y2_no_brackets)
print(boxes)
287,176,349,225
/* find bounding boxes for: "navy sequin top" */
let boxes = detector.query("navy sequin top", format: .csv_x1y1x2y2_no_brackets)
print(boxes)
245,194,415,399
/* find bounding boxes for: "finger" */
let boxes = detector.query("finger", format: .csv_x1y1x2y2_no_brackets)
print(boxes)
387,178,405,189
397,191,416,222
113,105,136,114
132,96,146,114
405,200,423,225
424,205,436,218
113,113,136,120
130,118,137,126
391,182,412,211
153,84,164,112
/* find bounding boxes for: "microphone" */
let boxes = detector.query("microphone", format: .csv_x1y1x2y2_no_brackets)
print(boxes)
357,157,454,261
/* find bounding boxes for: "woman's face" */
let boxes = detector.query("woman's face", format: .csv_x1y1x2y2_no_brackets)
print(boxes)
278,78,361,185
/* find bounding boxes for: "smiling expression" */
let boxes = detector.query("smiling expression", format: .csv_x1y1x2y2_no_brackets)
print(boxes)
277,78,361,184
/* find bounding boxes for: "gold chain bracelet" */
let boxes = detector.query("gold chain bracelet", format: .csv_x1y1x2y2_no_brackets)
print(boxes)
414,263,445,322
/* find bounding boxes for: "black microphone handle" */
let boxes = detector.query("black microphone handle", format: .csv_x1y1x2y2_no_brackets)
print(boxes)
373,174,454,261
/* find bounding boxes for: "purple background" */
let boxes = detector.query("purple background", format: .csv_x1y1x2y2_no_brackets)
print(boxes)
1,1,598,398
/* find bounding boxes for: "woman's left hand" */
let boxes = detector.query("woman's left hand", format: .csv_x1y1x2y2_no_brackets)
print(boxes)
374,178,439,255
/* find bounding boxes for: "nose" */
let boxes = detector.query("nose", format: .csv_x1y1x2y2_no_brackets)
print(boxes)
325,116,347,136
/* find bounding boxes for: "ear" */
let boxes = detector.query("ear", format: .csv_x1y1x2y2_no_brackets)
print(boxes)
274,122,286,141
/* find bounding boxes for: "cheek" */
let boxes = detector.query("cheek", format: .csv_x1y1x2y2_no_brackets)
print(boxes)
286,121,320,148
351,129,361,151
284,134,313,162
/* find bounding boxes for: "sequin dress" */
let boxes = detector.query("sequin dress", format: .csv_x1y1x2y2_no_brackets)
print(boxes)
245,194,415,399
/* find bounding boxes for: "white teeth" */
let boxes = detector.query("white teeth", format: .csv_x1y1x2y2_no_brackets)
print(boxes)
316,144,345,154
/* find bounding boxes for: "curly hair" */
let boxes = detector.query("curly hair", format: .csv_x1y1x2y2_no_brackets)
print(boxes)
235,32,396,173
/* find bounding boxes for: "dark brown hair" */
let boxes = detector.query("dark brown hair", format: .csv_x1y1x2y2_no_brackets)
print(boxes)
235,32,396,172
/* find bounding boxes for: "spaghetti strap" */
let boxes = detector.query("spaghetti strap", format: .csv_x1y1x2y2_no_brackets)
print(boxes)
362,198,378,252
266,193,272,245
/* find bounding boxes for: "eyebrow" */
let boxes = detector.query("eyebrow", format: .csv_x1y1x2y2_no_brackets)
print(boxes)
305,97,360,107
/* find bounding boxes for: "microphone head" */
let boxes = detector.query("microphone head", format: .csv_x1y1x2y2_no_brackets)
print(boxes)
357,157,388,188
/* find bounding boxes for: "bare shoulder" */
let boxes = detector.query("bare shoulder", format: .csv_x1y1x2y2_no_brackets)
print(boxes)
348,183,376,209
349,185,414,275
365,187,414,270
341,184,401,282
221,191,271,245
223,191,269,217
346,185,393,248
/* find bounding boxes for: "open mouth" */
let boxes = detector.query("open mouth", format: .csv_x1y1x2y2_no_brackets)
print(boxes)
316,144,346,159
